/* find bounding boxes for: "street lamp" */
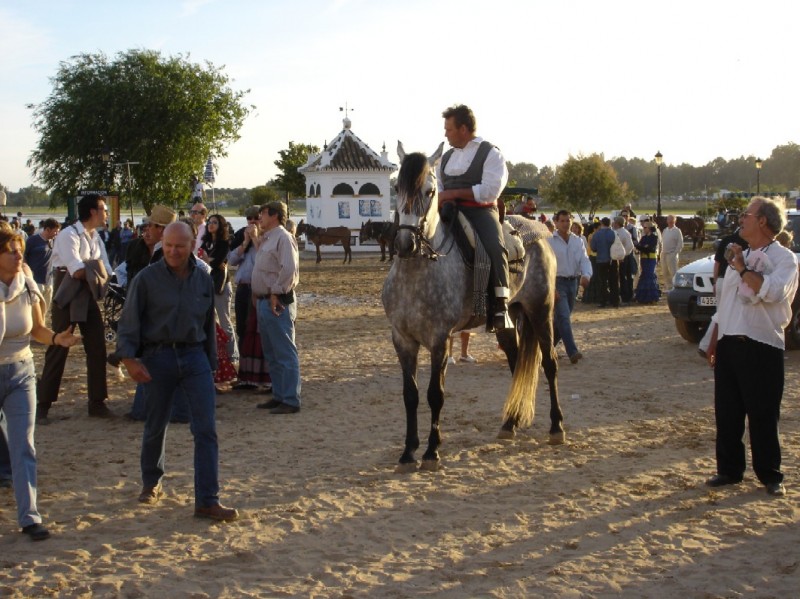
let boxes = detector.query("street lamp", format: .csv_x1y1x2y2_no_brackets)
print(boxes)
655,151,663,217
114,160,140,225
755,157,763,195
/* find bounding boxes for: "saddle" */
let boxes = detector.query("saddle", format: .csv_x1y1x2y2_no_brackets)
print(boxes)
454,213,528,323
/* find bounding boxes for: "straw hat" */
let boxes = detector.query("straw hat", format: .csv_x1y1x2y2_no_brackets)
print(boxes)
145,204,177,227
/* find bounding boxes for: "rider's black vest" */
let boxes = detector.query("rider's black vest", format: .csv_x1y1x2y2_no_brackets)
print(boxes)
440,141,495,200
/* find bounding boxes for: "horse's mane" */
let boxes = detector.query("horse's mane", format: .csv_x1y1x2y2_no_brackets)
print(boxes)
397,153,430,214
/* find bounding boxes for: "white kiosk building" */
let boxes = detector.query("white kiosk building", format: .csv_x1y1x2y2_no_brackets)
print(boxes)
297,117,397,255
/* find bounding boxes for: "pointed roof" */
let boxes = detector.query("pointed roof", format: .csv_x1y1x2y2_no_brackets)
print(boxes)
299,118,396,173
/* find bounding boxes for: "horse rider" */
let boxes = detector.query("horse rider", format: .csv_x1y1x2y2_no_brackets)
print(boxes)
436,104,511,330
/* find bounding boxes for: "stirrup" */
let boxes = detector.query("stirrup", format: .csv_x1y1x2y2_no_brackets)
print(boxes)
493,310,513,330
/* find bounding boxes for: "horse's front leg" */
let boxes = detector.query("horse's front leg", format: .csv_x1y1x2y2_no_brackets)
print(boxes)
420,342,448,470
394,337,421,472
316,245,322,264
379,241,386,262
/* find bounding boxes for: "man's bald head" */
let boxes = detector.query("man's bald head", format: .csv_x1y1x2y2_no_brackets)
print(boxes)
162,221,194,274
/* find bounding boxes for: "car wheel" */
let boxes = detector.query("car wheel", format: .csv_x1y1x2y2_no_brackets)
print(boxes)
674,318,707,344
784,292,800,351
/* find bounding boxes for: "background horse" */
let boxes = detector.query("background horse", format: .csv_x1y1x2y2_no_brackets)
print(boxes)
296,220,353,264
359,219,397,262
382,142,563,472
655,215,706,250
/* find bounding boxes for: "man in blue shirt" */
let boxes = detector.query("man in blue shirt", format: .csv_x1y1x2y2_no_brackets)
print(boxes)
590,217,618,308
23,218,60,314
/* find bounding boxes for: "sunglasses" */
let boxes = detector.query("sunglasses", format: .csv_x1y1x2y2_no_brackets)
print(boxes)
247,216,259,221
190,210,206,215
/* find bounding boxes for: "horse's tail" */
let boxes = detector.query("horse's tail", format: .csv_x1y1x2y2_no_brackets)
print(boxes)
502,312,541,428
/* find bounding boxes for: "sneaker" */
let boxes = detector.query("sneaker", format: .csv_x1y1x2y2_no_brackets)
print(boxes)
459,355,477,364
138,482,163,504
22,523,51,541
446,356,456,365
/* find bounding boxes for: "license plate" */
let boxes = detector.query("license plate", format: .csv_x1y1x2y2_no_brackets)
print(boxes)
698,296,716,306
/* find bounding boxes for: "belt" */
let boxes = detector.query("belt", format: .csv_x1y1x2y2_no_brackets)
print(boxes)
254,294,270,300
557,276,579,280
144,341,202,350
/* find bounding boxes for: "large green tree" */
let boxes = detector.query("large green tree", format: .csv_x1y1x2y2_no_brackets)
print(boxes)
27,49,252,212
546,153,631,220
273,142,319,200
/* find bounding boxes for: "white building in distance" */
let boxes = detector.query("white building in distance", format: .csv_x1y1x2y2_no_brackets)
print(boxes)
297,116,397,255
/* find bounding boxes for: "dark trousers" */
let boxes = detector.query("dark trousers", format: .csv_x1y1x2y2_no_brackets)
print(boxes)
37,270,108,411
234,282,252,354
459,204,509,290
595,261,619,307
620,254,636,302
714,336,784,485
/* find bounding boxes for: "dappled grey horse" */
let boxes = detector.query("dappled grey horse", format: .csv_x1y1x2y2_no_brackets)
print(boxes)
382,142,564,472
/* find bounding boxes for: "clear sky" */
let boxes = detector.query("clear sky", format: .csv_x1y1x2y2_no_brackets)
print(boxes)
1,0,798,192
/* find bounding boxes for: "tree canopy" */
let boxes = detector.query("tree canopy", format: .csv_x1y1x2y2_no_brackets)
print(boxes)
546,153,631,220
273,142,319,200
27,49,252,213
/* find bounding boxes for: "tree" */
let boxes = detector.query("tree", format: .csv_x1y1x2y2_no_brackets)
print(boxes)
546,153,630,220
273,142,319,200
506,161,539,188
250,185,281,206
27,49,252,212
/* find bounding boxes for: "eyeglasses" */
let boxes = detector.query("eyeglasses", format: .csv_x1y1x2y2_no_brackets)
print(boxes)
267,208,277,216
740,212,758,219
247,216,259,221
190,210,206,215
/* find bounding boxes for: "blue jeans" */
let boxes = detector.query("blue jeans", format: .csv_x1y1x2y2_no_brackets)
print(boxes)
139,346,219,507
553,277,580,358
129,383,190,422
0,412,11,481
215,282,239,363
257,299,301,408
0,358,43,527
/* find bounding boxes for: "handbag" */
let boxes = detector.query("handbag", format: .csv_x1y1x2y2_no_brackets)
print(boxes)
211,264,228,294
610,231,626,261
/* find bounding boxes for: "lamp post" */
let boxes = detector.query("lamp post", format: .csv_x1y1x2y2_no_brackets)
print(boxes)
755,157,763,195
114,160,140,224
655,151,663,218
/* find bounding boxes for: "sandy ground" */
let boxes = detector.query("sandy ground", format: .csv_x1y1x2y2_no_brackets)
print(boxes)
1,249,799,598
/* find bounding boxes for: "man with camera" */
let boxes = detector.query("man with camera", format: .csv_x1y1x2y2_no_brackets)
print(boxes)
705,197,798,497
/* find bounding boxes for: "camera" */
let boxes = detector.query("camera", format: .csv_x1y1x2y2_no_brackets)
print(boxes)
724,243,736,262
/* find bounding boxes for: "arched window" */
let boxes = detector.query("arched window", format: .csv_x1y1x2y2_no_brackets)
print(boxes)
308,184,314,197
358,182,380,196
315,183,321,197
332,183,355,196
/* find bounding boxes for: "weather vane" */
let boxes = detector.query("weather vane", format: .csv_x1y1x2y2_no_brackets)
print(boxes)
339,102,355,118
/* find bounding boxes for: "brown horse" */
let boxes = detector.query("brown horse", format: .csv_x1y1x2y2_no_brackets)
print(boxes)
655,215,706,250
296,220,353,264
359,219,397,262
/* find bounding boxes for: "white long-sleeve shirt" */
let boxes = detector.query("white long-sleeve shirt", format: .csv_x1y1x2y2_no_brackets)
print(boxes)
713,242,799,349
549,232,593,278
52,221,111,275
661,226,683,255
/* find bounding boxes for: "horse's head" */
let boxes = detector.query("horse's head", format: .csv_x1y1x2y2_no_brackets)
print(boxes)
359,219,372,244
296,219,306,238
394,141,444,259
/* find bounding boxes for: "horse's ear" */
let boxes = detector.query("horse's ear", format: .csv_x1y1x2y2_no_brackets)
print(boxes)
428,142,444,167
397,141,406,163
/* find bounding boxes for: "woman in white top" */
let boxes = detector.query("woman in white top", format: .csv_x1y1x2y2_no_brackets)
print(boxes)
0,223,80,541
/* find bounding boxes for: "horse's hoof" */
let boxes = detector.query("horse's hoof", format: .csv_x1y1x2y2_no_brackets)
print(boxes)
395,461,419,474
548,431,566,445
419,459,440,472
497,427,516,440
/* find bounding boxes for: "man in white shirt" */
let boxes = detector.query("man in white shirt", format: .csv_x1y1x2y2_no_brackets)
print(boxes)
190,202,208,253
37,194,113,421
436,104,510,330
660,215,683,291
549,210,592,364
705,197,799,497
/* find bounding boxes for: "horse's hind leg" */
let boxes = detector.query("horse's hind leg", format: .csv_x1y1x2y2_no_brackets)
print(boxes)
420,340,448,470
379,240,387,262
538,319,564,445
316,245,322,264
497,310,520,437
